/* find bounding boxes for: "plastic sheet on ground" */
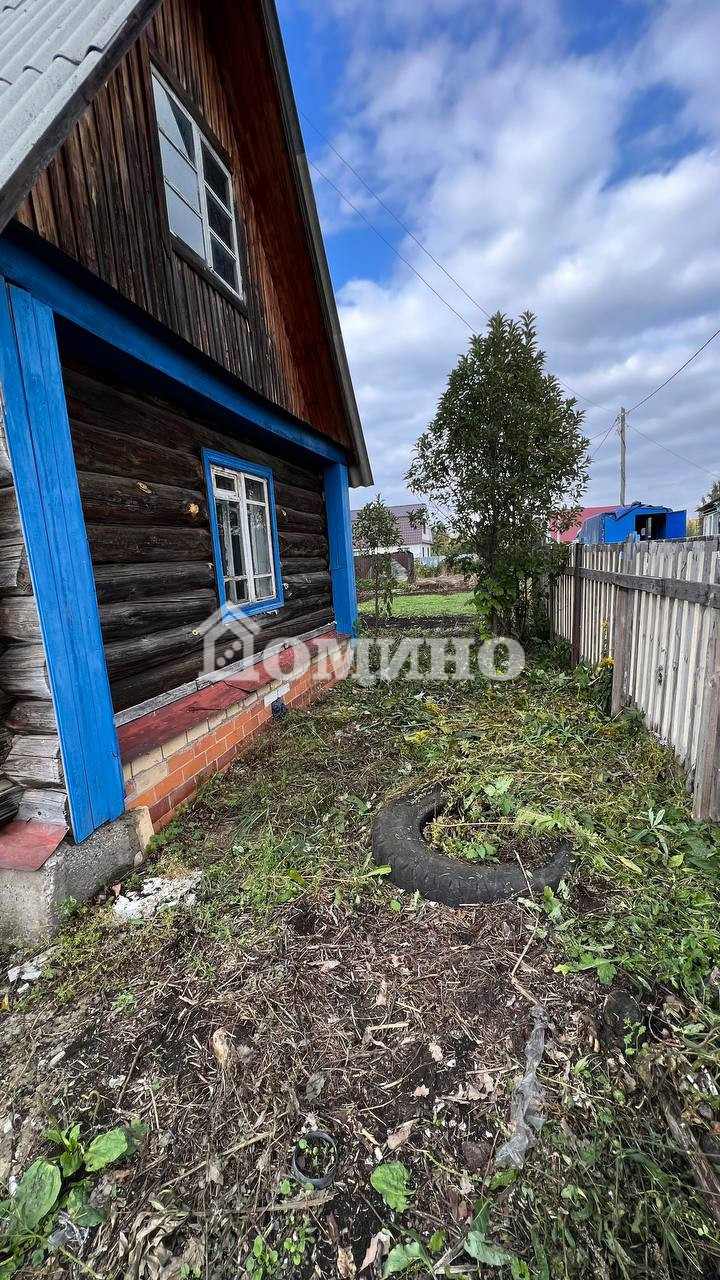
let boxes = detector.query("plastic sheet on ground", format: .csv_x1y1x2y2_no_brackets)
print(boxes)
495,1003,548,1170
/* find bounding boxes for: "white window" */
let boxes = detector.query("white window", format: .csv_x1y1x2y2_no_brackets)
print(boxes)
210,463,277,606
152,70,243,298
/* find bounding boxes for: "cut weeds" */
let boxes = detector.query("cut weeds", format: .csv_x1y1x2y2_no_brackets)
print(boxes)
1,624,719,1279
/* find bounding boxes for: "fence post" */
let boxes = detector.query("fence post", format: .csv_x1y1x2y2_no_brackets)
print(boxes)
693,611,720,821
611,587,631,716
570,543,583,668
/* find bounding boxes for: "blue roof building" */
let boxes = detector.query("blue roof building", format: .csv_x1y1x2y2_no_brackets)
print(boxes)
578,502,687,544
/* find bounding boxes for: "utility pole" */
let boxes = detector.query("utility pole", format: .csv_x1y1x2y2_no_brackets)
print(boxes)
619,406,626,506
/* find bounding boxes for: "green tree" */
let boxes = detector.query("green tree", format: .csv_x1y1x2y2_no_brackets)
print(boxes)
430,520,451,556
352,496,401,630
700,479,720,507
407,311,589,637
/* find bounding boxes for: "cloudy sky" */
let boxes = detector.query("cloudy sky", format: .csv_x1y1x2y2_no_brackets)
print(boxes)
278,0,720,518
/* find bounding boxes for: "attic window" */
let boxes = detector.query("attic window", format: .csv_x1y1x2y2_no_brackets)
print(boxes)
151,70,243,299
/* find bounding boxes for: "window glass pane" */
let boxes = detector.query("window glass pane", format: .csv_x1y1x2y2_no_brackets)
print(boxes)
226,577,248,604
201,143,230,206
210,237,238,290
213,472,236,493
215,497,246,580
254,575,274,600
153,77,195,161
244,477,265,503
160,135,200,210
207,192,233,248
165,186,205,256
248,502,272,579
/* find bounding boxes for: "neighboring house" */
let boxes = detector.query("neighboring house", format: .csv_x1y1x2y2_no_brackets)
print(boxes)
549,505,617,543
0,0,371,936
577,503,687,544
699,499,720,537
351,503,433,558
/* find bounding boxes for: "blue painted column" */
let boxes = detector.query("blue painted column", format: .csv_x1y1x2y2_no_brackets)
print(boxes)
0,281,125,840
323,461,358,636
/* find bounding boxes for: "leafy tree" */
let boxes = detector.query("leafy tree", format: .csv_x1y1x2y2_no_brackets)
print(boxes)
407,311,589,637
430,520,451,556
699,479,720,507
352,496,401,629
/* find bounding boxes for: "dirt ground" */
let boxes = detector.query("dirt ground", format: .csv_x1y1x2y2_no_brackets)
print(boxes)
2,625,719,1279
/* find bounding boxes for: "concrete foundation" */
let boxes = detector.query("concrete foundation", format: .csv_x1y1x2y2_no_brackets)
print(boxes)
0,808,153,944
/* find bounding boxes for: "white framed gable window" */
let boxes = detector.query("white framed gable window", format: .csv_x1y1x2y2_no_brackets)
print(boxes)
203,450,283,616
151,69,243,299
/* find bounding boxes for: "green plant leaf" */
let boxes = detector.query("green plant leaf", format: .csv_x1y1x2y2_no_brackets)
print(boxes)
83,1129,129,1172
65,1185,106,1228
510,1260,531,1279
59,1149,83,1178
464,1232,513,1266
14,1159,61,1230
383,1241,429,1275
489,1167,517,1190
370,1161,413,1211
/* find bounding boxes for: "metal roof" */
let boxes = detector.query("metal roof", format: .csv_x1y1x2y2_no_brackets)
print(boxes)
0,0,160,231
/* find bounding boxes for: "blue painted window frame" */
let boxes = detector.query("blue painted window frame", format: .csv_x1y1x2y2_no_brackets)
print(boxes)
203,447,284,619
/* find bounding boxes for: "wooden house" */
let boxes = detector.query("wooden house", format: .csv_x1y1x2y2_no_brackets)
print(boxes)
0,0,371,937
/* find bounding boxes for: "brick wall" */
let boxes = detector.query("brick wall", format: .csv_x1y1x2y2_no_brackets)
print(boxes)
123,635,352,831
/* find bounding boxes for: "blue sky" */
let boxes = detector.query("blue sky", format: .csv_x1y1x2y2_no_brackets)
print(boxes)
278,0,720,516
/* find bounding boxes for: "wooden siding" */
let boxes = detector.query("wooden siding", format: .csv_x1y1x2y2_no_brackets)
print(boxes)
14,0,351,452
0,414,69,823
62,361,334,713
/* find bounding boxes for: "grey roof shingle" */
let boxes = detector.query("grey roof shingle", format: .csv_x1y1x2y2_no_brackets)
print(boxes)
0,0,160,230
351,503,431,547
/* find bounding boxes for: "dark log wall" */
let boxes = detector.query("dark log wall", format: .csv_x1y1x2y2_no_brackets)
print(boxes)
14,0,351,453
0,421,69,823
62,361,334,713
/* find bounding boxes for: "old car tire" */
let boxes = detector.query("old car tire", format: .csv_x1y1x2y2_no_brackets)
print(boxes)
372,785,573,906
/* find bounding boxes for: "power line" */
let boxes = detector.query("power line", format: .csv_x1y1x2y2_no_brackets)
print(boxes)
304,121,612,412
626,325,720,415
590,417,619,461
302,111,492,321
626,422,719,479
304,113,719,430
309,159,480,336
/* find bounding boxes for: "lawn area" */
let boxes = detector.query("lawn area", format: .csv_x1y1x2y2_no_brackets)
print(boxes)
359,589,475,616
2,625,720,1279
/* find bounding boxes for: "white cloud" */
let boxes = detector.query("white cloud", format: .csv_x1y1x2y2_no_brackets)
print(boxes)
306,0,720,515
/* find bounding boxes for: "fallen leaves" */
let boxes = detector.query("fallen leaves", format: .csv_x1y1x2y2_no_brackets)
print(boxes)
305,1071,327,1102
386,1120,414,1151
337,1244,357,1277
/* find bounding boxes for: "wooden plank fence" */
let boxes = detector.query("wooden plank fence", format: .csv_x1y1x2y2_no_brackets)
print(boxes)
551,537,720,821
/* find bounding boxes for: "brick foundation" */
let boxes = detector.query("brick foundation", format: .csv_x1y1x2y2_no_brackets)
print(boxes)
121,632,352,832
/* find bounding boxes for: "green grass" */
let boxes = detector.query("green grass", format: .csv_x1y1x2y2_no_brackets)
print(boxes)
359,589,474,616
8,635,720,1279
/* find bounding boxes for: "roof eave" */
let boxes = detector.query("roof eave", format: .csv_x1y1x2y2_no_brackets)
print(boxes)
258,0,373,489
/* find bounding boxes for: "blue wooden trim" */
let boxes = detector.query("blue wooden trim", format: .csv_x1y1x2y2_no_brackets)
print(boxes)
202,448,284,620
0,234,347,467
324,462,357,636
0,282,125,840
